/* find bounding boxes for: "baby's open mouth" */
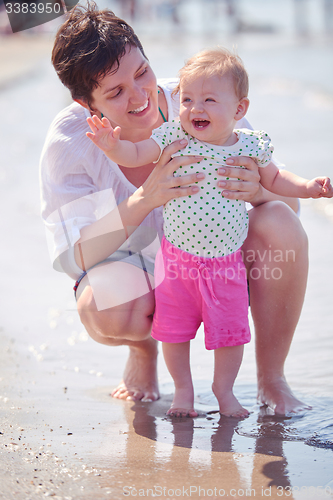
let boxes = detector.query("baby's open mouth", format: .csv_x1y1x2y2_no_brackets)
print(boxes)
192,119,210,129
130,100,149,114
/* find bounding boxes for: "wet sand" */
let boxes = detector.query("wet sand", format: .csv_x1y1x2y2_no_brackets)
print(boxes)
1,8,333,499
1,329,333,500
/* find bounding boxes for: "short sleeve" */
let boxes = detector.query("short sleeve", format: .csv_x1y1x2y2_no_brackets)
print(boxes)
256,130,274,167
150,122,166,148
151,118,185,147
151,118,186,162
235,128,274,167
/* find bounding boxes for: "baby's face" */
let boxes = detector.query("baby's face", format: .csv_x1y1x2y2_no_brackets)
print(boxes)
179,74,242,146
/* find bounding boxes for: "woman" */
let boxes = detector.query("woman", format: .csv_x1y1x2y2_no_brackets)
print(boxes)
40,3,309,414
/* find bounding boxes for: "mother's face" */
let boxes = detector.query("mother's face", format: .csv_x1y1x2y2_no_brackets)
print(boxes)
89,46,159,139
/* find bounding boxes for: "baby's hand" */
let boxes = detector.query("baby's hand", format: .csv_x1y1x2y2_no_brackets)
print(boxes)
86,115,121,153
307,177,333,198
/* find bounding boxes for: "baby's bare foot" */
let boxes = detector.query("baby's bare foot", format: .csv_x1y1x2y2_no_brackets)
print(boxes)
167,407,198,418
167,387,198,418
212,383,249,418
221,405,249,418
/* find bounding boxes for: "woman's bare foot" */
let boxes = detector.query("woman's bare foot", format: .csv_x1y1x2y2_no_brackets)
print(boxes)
257,375,311,415
111,338,159,402
212,383,249,418
166,388,198,418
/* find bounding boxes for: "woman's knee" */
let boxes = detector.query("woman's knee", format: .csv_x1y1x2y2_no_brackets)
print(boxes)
76,270,155,343
246,201,308,253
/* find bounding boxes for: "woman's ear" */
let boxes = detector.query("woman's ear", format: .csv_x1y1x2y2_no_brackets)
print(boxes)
235,97,250,121
74,99,102,119
74,98,90,110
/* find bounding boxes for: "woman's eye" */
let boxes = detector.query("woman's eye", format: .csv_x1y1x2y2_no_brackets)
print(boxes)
109,88,122,99
137,67,147,78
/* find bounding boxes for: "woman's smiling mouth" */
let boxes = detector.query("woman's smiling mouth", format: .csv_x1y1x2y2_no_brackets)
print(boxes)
130,100,149,114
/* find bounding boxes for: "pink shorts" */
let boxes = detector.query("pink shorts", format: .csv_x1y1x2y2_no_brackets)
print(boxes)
151,237,250,350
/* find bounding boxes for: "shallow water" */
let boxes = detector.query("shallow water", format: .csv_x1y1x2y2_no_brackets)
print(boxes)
195,386,333,450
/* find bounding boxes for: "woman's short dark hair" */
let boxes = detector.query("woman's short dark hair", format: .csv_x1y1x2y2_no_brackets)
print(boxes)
52,2,147,106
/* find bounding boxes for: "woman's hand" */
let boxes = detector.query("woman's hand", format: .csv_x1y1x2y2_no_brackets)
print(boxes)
216,156,260,203
139,140,204,210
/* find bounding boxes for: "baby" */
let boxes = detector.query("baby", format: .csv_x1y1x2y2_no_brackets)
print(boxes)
87,47,332,418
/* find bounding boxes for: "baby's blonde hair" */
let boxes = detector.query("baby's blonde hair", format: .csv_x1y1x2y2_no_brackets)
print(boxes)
173,47,249,100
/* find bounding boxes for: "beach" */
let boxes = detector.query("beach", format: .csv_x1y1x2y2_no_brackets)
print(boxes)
0,1,333,498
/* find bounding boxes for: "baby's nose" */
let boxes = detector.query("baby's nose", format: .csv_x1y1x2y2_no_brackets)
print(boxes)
191,102,204,112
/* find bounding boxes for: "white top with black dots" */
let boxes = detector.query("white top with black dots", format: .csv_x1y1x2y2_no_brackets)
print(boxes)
151,118,274,257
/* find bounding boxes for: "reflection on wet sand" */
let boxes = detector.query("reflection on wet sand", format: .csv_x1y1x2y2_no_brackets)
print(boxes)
252,412,292,492
97,396,299,499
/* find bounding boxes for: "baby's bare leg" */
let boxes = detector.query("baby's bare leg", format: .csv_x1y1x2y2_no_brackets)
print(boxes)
212,345,249,418
162,341,198,417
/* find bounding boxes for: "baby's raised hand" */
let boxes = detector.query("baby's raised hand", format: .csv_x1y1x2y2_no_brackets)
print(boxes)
307,177,333,198
86,115,121,153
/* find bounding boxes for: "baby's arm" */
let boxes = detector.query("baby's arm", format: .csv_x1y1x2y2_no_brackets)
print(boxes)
259,162,333,199
86,115,161,167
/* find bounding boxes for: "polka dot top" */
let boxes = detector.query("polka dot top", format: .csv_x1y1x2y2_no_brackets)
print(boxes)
151,119,274,258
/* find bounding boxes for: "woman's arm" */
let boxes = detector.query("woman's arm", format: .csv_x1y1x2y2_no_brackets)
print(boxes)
74,140,204,271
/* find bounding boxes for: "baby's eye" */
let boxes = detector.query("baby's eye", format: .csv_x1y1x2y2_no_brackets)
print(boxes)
206,98,215,102
182,97,191,103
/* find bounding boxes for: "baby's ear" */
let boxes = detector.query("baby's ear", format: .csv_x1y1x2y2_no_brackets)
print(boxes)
235,97,250,121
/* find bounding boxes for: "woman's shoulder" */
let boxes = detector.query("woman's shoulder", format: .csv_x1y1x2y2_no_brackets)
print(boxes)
236,116,253,130
157,77,179,92
41,103,99,169
40,102,116,191
46,102,89,145
157,77,179,93
157,78,180,119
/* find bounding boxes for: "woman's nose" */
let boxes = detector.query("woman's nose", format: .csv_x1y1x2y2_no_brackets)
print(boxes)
130,84,147,103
